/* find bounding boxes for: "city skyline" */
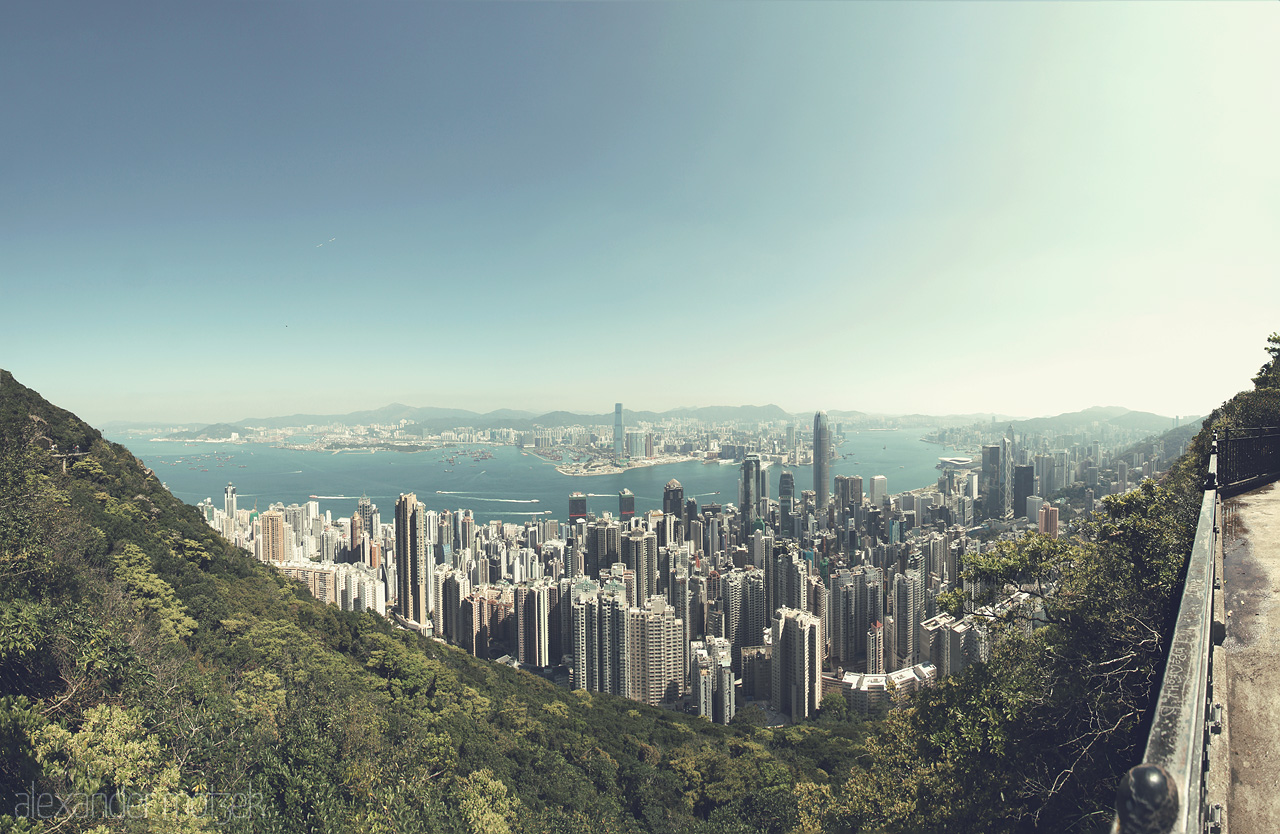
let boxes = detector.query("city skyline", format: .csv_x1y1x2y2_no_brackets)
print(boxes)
3,3,1278,424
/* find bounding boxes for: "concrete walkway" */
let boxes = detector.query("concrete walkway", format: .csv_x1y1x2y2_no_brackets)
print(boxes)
1216,481,1280,833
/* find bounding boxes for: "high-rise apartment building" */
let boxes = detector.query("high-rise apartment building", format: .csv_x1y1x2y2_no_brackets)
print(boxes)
771,607,822,722
813,412,831,528
260,509,286,564
1038,502,1059,539
395,493,433,628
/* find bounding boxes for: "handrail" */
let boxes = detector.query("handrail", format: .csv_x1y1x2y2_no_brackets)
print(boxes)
1217,427,1280,498
1113,451,1218,834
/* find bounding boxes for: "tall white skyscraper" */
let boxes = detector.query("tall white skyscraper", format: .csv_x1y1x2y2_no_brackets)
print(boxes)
870,475,888,507
224,482,236,519
813,412,831,528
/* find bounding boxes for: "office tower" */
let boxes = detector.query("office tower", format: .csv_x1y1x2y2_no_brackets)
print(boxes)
395,493,433,628
663,479,685,532
771,607,822,722
980,445,1001,519
1026,496,1045,528
618,489,635,523
835,475,854,526
1118,460,1129,492
813,412,831,528
786,423,797,452
740,454,763,540
260,510,286,564
1000,433,1015,519
870,475,888,508
778,470,795,539
1013,465,1035,519
1038,502,1059,539
569,492,588,523
356,495,376,544
224,482,237,519
614,402,624,460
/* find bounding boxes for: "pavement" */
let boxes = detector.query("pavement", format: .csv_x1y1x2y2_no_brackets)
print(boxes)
1215,481,1280,834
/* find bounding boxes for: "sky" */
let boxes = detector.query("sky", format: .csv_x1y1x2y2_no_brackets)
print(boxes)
3,2,1278,425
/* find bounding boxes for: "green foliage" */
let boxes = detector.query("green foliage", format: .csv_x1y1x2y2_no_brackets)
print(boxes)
1251,331,1280,389
1,369,876,834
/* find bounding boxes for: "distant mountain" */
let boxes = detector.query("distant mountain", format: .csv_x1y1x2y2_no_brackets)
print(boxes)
163,422,255,441
1009,406,1197,435
238,403,485,429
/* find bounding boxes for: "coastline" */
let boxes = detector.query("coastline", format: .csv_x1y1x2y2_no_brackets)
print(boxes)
555,454,704,477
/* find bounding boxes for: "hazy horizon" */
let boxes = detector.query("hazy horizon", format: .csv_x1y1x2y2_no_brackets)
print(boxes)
4,3,1277,425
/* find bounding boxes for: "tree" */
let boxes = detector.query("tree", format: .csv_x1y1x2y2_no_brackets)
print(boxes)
1252,331,1280,389
819,692,849,723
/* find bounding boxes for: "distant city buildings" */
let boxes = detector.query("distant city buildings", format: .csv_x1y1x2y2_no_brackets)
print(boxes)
189,405,1177,725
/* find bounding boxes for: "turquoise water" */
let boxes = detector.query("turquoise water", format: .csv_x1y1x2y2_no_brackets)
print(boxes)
109,431,951,523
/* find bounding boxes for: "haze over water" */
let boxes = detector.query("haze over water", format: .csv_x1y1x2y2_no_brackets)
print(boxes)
112,430,956,524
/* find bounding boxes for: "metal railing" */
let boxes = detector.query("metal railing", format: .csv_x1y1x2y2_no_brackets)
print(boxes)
1217,427,1280,497
1116,430,1280,833
1113,451,1218,834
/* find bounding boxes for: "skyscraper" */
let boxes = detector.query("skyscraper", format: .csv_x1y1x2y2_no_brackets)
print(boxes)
771,607,822,722
396,493,433,628
1013,465,1035,519
614,402,624,461
224,482,237,519
813,412,831,528
260,509,286,564
869,475,888,508
778,470,796,539
569,492,588,523
663,479,684,539
618,489,635,523
740,454,763,539
356,495,376,545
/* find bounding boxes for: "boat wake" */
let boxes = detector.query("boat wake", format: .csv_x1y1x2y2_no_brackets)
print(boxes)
435,491,540,504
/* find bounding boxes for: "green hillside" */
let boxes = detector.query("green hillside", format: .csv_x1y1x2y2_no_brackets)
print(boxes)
7,335,1277,833
0,370,867,834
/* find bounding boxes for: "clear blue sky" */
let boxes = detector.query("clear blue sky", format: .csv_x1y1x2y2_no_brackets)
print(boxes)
3,2,1278,424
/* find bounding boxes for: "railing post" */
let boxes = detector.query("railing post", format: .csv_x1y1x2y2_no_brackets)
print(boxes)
1206,433,1218,492
1114,764,1178,834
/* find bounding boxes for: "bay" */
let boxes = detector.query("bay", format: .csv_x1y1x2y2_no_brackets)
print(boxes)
108,430,954,524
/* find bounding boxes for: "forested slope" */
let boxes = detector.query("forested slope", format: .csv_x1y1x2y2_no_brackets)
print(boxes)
0,369,866,834
9,334,1279,834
